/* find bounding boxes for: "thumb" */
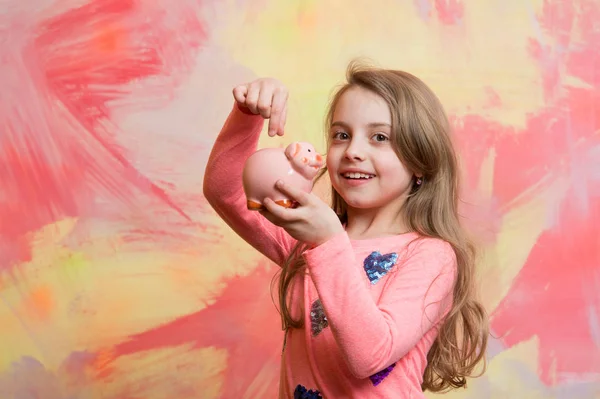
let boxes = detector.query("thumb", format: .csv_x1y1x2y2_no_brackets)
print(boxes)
232,85,248,104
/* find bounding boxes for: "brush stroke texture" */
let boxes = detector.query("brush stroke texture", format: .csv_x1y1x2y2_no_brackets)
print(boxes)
0,0,205,270
1,0,599,398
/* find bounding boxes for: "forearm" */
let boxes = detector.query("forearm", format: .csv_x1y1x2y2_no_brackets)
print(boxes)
203,103,295,266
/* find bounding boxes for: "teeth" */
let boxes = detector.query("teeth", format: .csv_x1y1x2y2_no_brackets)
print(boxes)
343,172,374,179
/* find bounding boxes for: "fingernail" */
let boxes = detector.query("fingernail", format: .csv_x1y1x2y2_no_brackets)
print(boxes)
276,180,283,187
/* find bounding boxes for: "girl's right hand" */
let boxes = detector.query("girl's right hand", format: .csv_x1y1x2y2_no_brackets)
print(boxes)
232,78,288,137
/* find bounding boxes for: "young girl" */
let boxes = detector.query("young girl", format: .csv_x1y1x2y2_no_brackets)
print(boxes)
203,61,488,398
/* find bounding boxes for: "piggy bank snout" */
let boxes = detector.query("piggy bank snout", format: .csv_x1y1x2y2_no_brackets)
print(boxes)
308,153,324,169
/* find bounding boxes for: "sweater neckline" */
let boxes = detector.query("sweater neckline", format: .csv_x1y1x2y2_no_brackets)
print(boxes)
348,231,420,250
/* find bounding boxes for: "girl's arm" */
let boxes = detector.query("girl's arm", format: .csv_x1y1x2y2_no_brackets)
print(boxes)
303,232,456,379
203,103,296,267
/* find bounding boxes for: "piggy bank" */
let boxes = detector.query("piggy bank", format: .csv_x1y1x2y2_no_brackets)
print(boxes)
242,142,324,210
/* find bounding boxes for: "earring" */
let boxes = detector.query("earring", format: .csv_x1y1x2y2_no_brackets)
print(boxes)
416,177,423,186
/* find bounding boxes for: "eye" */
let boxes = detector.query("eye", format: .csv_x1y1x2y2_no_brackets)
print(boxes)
333,131,350,140
373,133,389,142
308,149,311,152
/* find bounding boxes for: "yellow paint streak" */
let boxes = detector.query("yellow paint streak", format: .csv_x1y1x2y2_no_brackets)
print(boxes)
93,345,227,398
0,298,45,371
481,173,569,311
0,214,267,372
215,0,547,137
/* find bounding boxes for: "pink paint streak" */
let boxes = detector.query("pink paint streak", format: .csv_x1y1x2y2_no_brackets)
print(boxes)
0,0,206,270
95,262,282,398
434,0,464,25
458,92,600,384
487,92,600,383
483,87,502,109
454,0,600,384
413,0,464,24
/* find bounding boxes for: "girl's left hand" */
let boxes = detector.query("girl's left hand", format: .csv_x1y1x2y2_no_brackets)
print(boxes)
260,180,345,247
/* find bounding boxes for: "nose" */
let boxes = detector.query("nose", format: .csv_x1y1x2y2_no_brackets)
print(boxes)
344,139,365,161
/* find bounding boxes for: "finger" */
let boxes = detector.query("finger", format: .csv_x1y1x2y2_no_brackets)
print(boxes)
277,104,288,136
269,89,287,137
258,209,281,226
245,83,260,114
274,181,310,206
232,85,248,104
262,198,296,221
257,84,273,120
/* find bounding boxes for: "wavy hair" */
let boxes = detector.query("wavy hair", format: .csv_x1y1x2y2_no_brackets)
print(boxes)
276,60,488,392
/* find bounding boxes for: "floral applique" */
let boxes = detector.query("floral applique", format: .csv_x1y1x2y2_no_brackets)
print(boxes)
294,384,322,399
369,363,396,386
363,251,398,284
310,299,328,337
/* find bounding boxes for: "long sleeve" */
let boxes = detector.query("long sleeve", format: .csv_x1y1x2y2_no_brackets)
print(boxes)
203,103,296,267
302,232,456,379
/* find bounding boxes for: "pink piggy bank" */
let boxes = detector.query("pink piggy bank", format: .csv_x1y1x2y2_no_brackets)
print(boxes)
242,142,324,210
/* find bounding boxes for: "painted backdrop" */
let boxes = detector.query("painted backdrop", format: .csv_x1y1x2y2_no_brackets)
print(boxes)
1,0,599,397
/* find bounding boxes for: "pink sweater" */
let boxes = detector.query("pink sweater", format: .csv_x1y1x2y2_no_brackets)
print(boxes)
203,104,457,399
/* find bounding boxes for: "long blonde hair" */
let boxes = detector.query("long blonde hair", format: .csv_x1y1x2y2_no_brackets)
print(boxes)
277,60,488,392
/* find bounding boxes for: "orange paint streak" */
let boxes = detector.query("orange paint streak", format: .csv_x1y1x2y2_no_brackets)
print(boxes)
95,27,125,53
23,286,54,321
91,348,117,379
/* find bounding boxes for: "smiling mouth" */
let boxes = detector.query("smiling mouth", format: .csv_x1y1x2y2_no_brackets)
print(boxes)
342,172,375,180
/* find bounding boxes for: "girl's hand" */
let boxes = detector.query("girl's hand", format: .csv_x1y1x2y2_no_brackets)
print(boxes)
232,78,288,137
260,181,345,247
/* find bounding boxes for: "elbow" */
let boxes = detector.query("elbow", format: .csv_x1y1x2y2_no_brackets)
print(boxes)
348,361,392,381
202,177,212,203
345,349,393,380
349,366,376,381
202,171,218,209
344,338,410,380
348,355,406,381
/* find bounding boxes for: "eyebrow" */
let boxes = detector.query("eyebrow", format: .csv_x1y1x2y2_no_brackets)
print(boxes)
331,121,392,129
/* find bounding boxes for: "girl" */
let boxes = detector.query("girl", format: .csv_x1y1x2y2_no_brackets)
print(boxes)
203,61,488,398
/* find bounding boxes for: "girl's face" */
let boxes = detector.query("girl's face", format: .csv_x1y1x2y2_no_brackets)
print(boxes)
326,86,414,214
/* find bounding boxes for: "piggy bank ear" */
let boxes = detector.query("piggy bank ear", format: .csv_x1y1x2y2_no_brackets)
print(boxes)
285,142,301,160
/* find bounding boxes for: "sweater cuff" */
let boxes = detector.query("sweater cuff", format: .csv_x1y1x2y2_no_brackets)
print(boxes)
235,102,258,115
222,102,265,133
302,231,352,271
